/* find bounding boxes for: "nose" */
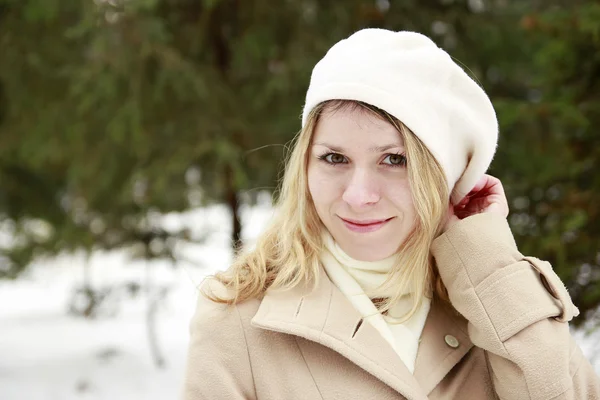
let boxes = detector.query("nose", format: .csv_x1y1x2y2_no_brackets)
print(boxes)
342,168,380,209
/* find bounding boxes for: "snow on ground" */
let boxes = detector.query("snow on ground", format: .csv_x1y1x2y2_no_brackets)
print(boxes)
1,198,599,400
0,199,274,400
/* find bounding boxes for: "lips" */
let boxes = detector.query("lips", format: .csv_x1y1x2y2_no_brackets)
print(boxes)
339,216,394,233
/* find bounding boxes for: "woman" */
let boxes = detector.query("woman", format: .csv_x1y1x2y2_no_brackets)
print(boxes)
182,29,600,399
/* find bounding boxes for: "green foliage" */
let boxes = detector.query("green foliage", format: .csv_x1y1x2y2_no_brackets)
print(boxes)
1,0,599,324
507,2,600,321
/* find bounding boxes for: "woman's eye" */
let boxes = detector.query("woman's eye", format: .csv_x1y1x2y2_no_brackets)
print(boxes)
324,153,346,164
383,153,407,166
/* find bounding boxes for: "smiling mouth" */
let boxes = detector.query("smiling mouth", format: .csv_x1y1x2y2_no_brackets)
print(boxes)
339,217,394,233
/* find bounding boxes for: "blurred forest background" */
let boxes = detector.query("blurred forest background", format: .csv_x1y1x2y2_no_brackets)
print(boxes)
1,0,600,327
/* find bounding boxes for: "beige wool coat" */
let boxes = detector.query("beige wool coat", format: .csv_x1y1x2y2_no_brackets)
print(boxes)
182,213,600,400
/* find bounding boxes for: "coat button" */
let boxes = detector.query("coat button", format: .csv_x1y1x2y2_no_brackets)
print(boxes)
444,334,460,349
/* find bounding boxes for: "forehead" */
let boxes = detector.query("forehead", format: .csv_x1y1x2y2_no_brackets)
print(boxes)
312,106,404,146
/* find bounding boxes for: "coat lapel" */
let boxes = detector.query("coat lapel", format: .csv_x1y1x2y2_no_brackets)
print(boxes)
251,268,473,399
251,270,429,400
413,298,473,395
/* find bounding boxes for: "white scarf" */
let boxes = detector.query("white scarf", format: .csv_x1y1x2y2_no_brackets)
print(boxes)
320,232,431,373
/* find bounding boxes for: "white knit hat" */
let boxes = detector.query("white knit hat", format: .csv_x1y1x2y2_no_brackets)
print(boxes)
301,28,498,204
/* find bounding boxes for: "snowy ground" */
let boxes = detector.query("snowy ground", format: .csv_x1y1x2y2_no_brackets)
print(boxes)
0,200,274,400
1,200,599,400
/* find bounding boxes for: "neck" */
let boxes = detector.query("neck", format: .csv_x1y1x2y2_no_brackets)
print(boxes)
322,231,399,296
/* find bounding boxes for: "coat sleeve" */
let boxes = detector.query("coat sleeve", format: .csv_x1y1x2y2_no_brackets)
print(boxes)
181,280,257,400
431,213,600,400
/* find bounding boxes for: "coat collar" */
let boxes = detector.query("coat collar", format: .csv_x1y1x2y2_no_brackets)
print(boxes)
251,267,472,399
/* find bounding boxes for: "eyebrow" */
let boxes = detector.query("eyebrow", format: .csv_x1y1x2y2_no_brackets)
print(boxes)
313,142,403,153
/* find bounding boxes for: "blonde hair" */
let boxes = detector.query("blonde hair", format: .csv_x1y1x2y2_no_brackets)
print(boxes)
206,100,449,321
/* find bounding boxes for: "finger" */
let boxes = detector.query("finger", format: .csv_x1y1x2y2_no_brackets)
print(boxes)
482,175,505,198
470,175,489,194
459,194,509,218
468,175,504,199
460,196,490,215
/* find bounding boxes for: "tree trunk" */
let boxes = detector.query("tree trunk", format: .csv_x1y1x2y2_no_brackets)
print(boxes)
145,257,166,369
208,1,242,253
225,165,242,253
81,252,96,318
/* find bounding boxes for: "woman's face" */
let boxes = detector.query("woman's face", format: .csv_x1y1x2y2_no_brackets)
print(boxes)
307,107,417,261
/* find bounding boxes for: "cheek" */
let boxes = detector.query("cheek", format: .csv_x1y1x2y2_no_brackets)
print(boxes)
386,180,415,214
307,166,342,212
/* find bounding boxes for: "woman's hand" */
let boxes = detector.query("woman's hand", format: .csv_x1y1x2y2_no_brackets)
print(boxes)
443,174,509,233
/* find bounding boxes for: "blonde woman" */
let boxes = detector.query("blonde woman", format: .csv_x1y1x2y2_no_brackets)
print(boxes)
182,29,600,399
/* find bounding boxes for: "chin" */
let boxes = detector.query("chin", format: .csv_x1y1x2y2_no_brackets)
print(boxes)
344,240,398,261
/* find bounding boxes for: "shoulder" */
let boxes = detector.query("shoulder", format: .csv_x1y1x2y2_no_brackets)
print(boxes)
183,278,259,398
190,277,262,338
